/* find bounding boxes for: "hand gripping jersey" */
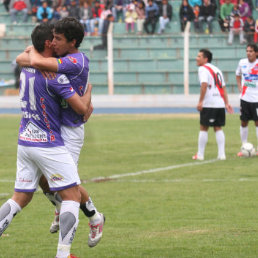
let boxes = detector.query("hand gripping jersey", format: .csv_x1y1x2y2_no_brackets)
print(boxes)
18,67,75,147
198,63,226,108
57,52,89,127
236,58,258,103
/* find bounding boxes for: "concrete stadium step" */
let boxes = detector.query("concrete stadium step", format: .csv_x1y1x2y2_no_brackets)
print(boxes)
5,23,35,36
0,36,31,49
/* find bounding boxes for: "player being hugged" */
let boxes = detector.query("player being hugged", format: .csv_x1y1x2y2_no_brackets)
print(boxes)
192,48,233,161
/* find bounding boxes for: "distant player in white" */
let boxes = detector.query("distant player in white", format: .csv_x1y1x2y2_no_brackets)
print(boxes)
236,44,258,156
193,49,233,160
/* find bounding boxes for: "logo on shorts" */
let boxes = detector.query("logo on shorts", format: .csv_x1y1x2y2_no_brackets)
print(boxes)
209,119,215,123
51,174,64,181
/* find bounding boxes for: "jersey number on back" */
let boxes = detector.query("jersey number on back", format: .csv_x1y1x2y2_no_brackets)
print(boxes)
19,72,36,110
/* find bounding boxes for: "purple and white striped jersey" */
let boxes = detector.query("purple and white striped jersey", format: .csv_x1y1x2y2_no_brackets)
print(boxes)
57,52,90,127
18,67,75,147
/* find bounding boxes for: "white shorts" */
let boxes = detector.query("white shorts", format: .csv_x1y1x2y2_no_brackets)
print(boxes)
15,145,81,192
61,124,85,165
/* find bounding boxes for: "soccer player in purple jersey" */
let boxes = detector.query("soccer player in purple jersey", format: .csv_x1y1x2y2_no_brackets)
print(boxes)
16,17,104,247
0,23,92,258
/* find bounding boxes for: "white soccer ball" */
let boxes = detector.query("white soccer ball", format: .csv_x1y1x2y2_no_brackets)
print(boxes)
241,142,256,157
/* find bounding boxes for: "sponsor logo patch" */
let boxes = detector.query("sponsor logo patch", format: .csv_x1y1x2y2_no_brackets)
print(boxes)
19,122,47,142
57,74,70,84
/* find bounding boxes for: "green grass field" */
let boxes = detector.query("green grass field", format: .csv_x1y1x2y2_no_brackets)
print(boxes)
1,114,258,257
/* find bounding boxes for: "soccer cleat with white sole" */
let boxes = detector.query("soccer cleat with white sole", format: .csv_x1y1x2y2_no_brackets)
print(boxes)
88,213,105,248
50,212,60,233
192,154,204,161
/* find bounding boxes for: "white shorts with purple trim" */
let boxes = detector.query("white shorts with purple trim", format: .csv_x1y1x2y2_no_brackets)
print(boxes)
61,124,85,166
15,145,81,192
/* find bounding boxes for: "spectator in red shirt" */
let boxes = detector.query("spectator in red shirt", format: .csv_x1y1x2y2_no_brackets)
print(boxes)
92,0,105,35
9,0,31,24
228,13,246,44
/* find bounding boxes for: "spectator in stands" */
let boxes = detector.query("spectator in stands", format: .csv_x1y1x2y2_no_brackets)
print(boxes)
3,0,11,12
144,0,159,34
228,13,245,44
219,0,233,32
125,3,137,33
36,1,52,23
112,0,126,22
230,3,240,18
244,16,255,43
135,0,145,34
68,0,80,20
179,0,194,32
238,0,251,22
244,0,253,14
92,14,114,49
198,0,216,34
254,19,258,42
157,0,172,34
92,0,105,35
9,0,31,24
80,1,93,35
50,6,61,23
59,5,69,18
193,5,200,32
188,0,201,8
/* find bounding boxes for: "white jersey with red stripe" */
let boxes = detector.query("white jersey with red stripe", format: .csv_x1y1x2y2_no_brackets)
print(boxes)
236,58,258,103
198,63,226,108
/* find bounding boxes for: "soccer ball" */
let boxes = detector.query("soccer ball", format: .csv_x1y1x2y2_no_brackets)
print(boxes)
241,142,256,157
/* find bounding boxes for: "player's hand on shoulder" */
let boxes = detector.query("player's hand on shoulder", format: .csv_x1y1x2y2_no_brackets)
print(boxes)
25,45,34,53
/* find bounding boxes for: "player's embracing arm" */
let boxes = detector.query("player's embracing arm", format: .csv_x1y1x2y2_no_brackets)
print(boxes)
48,73,92,115
16,47,58,72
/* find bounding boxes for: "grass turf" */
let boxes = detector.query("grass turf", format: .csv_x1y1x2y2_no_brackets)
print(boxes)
1,114,258,257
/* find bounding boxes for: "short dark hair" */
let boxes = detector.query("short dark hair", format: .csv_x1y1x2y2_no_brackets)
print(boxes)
31,23,54,53
54,17,84,48
199,48,213,63
247,43,258,52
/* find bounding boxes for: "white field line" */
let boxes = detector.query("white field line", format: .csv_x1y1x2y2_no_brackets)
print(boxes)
0,193,10,196
113,178,258,183
88,159,218,182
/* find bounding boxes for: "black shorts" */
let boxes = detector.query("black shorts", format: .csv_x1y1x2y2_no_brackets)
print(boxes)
240,99,258,121
200,108,225,127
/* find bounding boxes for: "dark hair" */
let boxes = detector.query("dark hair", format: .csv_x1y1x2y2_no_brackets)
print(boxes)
199,48,212,63
54,17,84,48
31,23,54,53
247,43,258,52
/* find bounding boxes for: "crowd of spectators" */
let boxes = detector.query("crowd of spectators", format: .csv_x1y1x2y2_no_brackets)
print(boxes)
2,0,258,44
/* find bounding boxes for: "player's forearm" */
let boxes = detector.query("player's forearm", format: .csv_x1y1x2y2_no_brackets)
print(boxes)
223,86,229,105
29,49,58,72
236,76,242,92
199,83,207,103
16,52,31,67
67,93,90,115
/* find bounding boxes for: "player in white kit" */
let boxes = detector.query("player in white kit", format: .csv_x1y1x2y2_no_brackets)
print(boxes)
192,49,233,160
235,44,258,156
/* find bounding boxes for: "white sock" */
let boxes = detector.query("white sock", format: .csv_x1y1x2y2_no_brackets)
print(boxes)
56,200,79,258
0,199,21,236
86,197,100,223
216,130,225,157
256,127,258,149
240,126,248,144
197,131,208,158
